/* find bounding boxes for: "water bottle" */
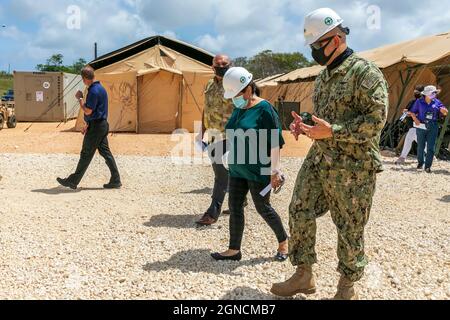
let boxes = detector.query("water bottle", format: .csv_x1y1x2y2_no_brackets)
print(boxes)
399,112,408,122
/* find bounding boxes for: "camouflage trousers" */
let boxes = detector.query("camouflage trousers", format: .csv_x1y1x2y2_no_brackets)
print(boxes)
288,159,377,282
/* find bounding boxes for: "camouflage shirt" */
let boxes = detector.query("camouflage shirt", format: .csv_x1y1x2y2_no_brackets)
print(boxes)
204,78,234,138
307,53,388,172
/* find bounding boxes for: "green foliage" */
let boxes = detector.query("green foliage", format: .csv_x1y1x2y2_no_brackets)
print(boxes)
233,50,315,80
36,54,87,74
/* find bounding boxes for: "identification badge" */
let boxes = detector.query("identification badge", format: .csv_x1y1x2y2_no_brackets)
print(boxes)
425,112,434,120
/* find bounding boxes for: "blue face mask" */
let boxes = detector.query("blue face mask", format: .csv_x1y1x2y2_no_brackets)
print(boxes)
428,93,437,100
232,95,248,109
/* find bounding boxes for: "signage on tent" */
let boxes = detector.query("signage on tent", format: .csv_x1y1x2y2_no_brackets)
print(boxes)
36,91,44,102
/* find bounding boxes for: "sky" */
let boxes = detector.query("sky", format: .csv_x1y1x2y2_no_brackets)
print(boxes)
0,0,449,72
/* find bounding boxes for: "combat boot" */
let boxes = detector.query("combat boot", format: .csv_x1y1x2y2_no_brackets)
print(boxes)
333,276,359,300
270,265,316,297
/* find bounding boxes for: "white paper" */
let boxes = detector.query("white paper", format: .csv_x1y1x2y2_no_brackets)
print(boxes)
222,151,230,170
260,184,272,197
36,91,44,102
413,123,427,130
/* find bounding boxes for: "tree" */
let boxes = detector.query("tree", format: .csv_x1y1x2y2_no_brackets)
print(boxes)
71,58,88,74
47,54,64,67
232,50,315,80
36,54,88,74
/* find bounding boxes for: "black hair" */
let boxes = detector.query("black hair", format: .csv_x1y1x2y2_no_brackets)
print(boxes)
414,84,425,98
242,81,261,97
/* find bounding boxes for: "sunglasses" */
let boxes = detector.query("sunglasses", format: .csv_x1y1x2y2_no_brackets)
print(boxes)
310,35,339,50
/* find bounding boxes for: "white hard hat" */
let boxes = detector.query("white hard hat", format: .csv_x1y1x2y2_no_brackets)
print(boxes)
223,67,253,99
304,8,344,46
421,85,441,97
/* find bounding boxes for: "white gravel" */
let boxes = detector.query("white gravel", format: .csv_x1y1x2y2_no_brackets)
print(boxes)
0,153,448,300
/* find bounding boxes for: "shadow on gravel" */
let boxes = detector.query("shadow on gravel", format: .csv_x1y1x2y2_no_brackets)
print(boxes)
390,166,450,175
143,249,274,275
220,286,300,300
31,187,105,195
389,166,421,173
144,214,198,229
429,170,450,176
438,195,450,203
181,187,213,195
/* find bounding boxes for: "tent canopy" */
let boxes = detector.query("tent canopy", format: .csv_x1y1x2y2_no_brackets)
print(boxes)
76,36,215,133
90,36,214,70
277,30,450,83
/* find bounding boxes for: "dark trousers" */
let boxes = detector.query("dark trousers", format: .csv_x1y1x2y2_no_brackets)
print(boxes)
68,120,120,186
417,122,439,169
206,140,229,220
228,177,288,251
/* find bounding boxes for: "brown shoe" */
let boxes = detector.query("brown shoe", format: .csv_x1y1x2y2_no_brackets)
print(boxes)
196,214,217,226
333,276,359,300
271,265,316,297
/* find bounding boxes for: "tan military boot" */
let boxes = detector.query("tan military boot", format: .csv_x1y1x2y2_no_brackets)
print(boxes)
333,276,359,300
271,265,316,297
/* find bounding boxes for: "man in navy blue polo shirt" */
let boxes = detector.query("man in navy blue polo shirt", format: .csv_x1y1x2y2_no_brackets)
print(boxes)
57,66,122,189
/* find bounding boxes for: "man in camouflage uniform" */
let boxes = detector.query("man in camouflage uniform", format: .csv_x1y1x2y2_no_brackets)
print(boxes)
196,54,235,226
271,8,388,300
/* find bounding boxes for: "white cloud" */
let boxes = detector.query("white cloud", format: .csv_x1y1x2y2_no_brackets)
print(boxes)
135,0,217,29
197,34,226,53
195,0,304,57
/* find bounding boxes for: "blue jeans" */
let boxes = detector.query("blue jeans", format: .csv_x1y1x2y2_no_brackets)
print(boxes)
416,122,439,169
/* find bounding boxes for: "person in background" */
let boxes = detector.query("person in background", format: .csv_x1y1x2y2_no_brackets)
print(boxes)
409,85,448,173
211,67,289,262
57,66,122,190
395,85,425,165
195,54,235,226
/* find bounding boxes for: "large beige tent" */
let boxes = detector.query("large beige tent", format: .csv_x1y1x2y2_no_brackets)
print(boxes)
260,31,450,127
75,36,214,133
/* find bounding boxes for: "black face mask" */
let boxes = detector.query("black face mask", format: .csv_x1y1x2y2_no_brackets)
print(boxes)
311,37,338,66
214,66,229,78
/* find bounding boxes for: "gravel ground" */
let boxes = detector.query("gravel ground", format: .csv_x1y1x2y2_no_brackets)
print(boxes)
0,153,448,300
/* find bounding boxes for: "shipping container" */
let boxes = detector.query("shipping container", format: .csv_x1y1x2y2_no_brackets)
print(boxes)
14,71,84,122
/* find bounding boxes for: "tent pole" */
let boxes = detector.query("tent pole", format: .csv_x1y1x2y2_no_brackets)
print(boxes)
436,111,450,157
386,67,417,147
178,78,183,129
136,76,140,133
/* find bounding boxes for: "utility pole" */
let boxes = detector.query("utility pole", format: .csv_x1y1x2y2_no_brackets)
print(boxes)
94,42,98,60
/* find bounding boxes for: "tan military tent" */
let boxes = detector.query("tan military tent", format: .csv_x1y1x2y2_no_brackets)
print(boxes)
260,31,450,123
75,36,214,133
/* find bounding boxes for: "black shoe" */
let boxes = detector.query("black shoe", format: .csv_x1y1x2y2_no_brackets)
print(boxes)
211,252,242,261
104,182,122,189
275,252,289,262
417,164,424,170
196,214,218,226
57,177,77,190
425,168,432,174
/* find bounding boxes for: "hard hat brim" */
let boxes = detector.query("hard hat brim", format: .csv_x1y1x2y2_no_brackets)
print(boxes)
224,90,238,100
304,21,344,46
223,74,253,99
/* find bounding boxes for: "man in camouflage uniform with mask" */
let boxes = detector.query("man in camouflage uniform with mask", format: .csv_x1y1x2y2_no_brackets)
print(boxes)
271,8,388,300
196,54,235,226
